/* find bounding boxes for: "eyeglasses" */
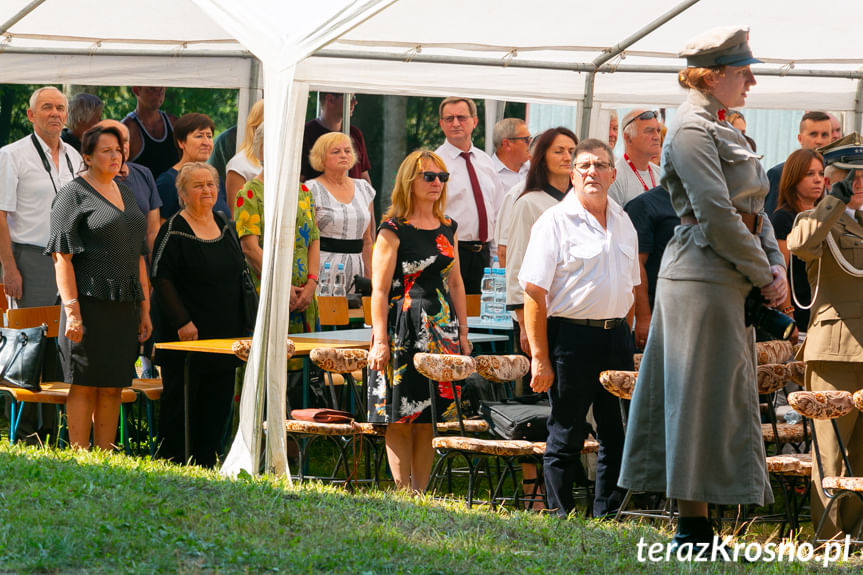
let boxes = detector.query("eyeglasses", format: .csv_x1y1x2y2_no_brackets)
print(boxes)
622,110,659,132
574,161,613,173
421,171,450,182
441,115,471,124
505,136,531,144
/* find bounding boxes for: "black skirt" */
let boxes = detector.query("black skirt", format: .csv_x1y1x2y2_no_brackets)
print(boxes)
59,296,139,388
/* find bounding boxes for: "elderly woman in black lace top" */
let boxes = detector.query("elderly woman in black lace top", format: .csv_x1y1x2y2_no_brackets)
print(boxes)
47,124,151,450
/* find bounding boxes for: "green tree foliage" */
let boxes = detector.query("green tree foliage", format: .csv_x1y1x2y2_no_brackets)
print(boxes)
0,84,238,147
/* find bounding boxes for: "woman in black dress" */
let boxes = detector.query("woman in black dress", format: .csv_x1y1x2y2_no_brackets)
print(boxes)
48,124,151,450
367,149,470,492
770,148,825,333
151,162,246,466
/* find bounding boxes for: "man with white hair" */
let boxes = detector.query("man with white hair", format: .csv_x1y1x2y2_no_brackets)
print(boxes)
0,86,82,440
0,86,82,308
491,117,531,266
607,109,662,208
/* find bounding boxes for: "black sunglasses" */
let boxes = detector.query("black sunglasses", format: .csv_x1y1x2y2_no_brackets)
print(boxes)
622,110,659,131
421,171,450,182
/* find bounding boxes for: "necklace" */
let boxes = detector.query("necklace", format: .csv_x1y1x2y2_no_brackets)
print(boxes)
182,209,212,224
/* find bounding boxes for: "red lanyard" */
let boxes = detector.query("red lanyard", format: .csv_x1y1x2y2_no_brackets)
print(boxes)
624,153,656,192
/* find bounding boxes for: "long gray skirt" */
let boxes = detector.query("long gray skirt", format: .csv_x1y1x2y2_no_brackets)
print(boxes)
618,277,773,506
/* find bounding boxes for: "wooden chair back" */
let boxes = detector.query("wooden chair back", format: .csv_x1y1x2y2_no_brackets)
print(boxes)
0,284,7,312
6,305,62,338
466,294,481,318
318,296,350,327
362,296,372,326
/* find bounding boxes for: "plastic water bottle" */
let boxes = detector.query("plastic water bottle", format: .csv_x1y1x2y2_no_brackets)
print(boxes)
491,255,500,269
332,263,347,297
318,262,332,296
480,267,495,321
784,409,803,425
492,268,507,324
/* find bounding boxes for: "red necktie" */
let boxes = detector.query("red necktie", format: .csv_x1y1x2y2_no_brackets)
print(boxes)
459,151,488,242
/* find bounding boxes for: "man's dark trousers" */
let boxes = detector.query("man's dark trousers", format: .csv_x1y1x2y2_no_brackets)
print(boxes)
544,317,633,517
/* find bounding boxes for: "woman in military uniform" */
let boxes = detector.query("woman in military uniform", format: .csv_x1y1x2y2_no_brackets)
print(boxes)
619,27,787,547
787,151,863,538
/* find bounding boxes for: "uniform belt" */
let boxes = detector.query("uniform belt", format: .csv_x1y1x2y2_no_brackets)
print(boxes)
551,316,626,330
459,241,489,253
679,211,762,234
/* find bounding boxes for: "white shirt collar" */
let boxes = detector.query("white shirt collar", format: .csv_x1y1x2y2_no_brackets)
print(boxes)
439,139,477,160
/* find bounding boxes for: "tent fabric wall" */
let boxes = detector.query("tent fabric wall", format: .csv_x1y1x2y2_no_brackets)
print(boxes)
2,0,863,477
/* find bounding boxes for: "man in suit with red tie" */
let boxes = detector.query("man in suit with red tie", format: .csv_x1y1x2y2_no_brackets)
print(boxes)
435,97,506,293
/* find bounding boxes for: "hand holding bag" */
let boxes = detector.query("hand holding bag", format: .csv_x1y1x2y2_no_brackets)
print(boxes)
0,324,47,391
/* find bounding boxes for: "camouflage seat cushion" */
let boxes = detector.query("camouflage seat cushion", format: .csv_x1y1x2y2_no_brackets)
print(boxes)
788,390,854,420
766,453,812,476
310,348,369,373
761,422,806,444
431,436,535,456
413,353,475,381
599,370,637,400
475,354,529,383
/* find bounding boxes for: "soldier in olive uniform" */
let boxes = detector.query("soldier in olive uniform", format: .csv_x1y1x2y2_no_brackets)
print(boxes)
619,27,788,548
788,142,863,538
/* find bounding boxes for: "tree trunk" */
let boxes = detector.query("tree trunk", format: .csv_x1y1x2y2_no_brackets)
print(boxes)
380,95,407,218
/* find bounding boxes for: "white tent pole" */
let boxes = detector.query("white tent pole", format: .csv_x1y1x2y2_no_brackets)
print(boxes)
855,78,863,134
579,0,702,139
0,0,46,35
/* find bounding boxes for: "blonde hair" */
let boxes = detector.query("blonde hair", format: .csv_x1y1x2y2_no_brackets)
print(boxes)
308,131,356,173
678,66,726,92
384,150,449,225
176,162,218,209
239,99,264,167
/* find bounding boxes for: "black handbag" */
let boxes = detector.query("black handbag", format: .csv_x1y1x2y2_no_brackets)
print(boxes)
480,394,550,441
217,211,260,334
0,324,47,391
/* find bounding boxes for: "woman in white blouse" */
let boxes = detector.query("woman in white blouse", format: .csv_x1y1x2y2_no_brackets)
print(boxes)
306,131,376,288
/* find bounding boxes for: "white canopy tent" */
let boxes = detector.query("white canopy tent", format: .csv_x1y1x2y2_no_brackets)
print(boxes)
2,0,862,475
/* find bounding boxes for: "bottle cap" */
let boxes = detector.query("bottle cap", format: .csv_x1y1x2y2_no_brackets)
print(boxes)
338,263,345,270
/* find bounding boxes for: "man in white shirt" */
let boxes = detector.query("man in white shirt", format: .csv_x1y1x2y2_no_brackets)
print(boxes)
0,86,83,442
520,138,639,518
607,109,662,208
0,86,83,309
435,97,505,293
491,118,531,266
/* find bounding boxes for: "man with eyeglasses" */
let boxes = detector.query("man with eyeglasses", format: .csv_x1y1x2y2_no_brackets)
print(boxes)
491,118,531,267
300,92,371,184
435,97,505,292
520,139,638,518
608,109,662,208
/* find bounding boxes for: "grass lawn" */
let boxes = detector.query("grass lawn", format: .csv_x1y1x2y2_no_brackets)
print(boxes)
1,442,861,574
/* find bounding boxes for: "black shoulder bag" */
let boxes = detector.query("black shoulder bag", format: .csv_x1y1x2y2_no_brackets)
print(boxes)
0,324,48,391
216,211,259,335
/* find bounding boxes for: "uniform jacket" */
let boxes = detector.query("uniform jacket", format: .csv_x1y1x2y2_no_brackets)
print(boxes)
660,90,785,287
788,195,863,362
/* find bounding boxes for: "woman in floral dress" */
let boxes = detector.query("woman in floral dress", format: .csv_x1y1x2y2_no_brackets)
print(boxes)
234,124,320,334
367,150,470,492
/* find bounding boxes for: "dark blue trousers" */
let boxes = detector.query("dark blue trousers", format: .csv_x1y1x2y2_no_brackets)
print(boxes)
544,317,633,517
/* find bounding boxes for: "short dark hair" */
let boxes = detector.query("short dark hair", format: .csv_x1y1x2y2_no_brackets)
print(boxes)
172,113,215,153
574,138,615,166
80,125,125,171
799,111,831,132
523,127,578,193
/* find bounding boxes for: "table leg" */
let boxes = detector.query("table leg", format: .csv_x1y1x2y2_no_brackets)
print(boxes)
184,353,192,463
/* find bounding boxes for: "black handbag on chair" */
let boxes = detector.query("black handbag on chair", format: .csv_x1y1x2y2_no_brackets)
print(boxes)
480,394,551,441
0,324,48,391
